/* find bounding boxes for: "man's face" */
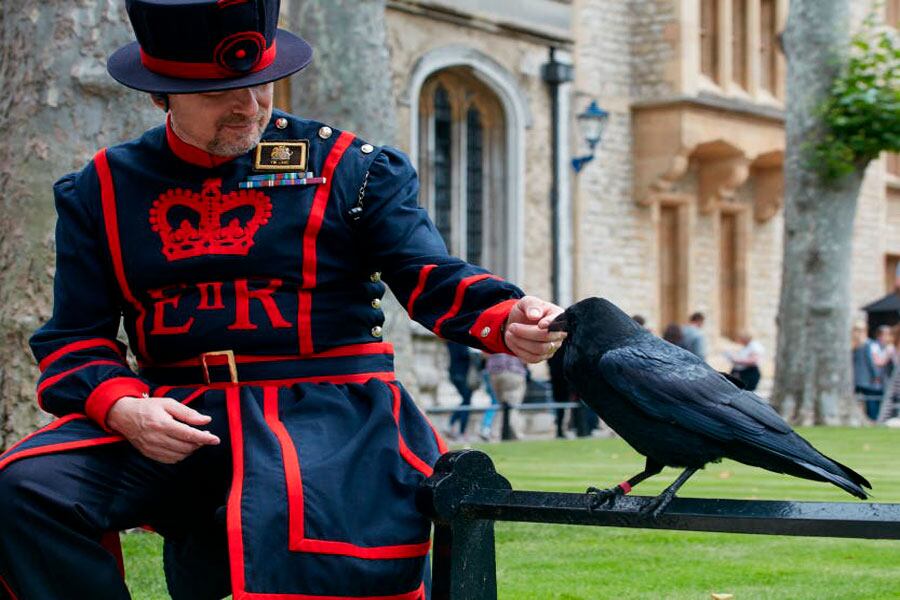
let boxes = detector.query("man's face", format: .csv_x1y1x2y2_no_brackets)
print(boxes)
166,83,274,156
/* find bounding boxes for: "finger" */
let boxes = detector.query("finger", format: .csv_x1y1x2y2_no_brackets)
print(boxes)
516,296,550,323
505,336,552,357
165,419,221,445
537,306,566,329
153,436,202,456
516,349,549,364
163,399,213,426
508,323,567,344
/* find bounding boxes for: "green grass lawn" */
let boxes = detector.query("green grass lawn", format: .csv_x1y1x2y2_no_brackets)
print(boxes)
122,427,900,599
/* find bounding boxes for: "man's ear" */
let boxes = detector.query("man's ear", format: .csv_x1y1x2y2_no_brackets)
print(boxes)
150,93,169,111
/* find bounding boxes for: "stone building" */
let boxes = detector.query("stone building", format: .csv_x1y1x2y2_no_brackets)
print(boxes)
277,0,898,407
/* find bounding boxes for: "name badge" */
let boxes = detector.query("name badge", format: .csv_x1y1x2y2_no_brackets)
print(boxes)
254,140,309,172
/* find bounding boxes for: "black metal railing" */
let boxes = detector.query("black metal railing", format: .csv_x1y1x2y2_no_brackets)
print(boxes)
417,449,900,600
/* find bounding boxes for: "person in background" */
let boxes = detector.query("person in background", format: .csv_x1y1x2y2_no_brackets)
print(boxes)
549,347,572,439
880,323,900,422
478,370,500,441
631,314,648,329
446,341,475,440
873,325,895,382
484,352,528,440
662,323,684,347
726,332,764,391
681,312,707,360
852,321,883,421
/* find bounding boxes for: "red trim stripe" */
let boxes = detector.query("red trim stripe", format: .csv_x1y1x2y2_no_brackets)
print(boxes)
100,531,125,578
94,149,149,360
0,437,122,473
0,414,85,465
151,386,209,406
295,538,431,560
38,338,122,372
297,290,313,355
139,41,276,80
468,298,519,355
433,274,498,336
236,583,425,600
144,343,395,369
0,574,19,600
225,388,430,599
84,377,150,430
0,389,205,473
261,386,430,558
263,386,305,549
431,422,449,455
388,383,433,477
197,371,395,390
298,132,356,355
311,342,394,359
226,387,247,594
36,360,123,410
406,264,436,319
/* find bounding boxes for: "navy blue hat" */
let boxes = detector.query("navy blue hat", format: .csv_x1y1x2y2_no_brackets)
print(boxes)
107,0,313,94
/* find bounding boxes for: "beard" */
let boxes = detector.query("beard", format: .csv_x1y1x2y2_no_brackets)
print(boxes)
206,108,271,156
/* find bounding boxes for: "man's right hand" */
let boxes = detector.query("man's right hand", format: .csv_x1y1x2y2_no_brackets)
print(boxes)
106,396,221,464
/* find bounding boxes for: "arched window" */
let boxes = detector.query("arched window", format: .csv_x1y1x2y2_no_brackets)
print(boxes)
418,68,507,273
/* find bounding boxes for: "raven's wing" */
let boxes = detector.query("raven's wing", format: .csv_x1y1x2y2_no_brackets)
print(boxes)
598,342,791,444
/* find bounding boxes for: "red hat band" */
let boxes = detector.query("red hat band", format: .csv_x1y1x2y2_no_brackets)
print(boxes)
139,32,277,80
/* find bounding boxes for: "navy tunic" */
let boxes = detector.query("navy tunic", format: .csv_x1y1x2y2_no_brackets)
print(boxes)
0,110,523,599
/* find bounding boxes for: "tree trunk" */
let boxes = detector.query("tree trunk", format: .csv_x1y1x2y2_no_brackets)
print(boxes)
771,0,866,425
287,0,419,391
0,1,159,450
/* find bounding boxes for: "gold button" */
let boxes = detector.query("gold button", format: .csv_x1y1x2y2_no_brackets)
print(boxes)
318,126,333,139
371,326,383,338
371,298,382,309
480,326,491,338
369,271,381,283
361,143,374,154
275,117,288,129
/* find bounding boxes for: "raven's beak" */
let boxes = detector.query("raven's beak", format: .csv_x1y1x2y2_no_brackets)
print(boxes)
548,313,568,332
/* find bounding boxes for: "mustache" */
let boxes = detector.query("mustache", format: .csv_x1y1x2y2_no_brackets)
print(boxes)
217,113,265,128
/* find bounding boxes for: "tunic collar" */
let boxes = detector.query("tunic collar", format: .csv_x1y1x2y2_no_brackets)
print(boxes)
165,114,239,168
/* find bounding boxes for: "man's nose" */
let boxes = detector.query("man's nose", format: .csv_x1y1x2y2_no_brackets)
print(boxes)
230,88,259,116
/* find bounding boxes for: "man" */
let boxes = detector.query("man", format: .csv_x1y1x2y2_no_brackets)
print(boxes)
0,1,564,598
680,311,707,361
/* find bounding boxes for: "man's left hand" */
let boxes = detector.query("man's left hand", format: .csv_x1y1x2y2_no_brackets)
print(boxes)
504,296,566,363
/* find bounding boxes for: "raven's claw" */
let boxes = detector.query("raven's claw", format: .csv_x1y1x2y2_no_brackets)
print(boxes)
585,486,621,511
639,493,674,519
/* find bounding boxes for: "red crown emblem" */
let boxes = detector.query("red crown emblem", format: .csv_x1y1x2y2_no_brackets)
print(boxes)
149,178,272,261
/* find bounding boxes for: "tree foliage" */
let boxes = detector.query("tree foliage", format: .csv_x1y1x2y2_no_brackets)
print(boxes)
813,16,899,181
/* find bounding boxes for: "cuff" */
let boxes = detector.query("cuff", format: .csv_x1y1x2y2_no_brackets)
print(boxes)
85,377,150,431
469,298,519,355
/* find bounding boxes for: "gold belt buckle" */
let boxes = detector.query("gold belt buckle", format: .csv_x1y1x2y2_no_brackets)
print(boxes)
200,350,238,384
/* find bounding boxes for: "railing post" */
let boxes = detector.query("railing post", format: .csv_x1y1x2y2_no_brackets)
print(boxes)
500,402,513,441
418,450,512,600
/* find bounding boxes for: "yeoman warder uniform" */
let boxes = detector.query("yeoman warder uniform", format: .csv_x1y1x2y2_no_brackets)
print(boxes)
0,1,524,599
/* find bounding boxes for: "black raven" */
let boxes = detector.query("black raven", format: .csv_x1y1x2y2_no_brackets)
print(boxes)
550,297,871,516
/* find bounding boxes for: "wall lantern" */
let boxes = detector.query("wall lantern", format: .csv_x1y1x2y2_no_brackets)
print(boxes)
571,100,609,173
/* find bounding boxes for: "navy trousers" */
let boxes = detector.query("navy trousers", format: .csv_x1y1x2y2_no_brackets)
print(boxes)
0,401,233,600
0,380,438,599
